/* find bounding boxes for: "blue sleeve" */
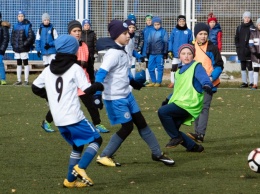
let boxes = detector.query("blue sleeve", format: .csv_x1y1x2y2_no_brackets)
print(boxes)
168,29,174,52
194,64,213,87
95,68,108,83
163,30,168,54
128,68,134,80
36,39,40,52
188,30,193,44
133,50,142,59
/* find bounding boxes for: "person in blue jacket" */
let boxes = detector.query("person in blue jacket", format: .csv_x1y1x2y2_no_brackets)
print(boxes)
168,15,193,88
36,13,58,67
146,16,168,87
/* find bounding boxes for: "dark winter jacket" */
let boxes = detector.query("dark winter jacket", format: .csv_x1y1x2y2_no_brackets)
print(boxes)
11,19,34,53
141,25,153,56
81,29,97,58
134,28,144,52
235,21,255,61
249,27,260,63
35,23,57,55
146,27,168,55
208,23,222,51
0,20,11,55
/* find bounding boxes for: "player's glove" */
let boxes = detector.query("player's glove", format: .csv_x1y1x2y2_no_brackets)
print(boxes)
202,85,213,95
37,51,41,58
139,57,145,62
161,98,169,106
93,94,103,110
83,82,104,95
130,79,144,90
44,43,51,50
168,51,173,60
163,53,168,59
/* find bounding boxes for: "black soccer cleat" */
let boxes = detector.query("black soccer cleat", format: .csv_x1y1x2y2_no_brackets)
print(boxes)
186,144,204,153
152,152,175,166
186,132,204,143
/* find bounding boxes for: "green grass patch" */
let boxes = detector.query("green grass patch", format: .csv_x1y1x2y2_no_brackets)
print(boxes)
0,74,259,193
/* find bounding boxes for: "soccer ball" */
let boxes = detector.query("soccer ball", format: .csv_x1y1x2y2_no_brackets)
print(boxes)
248,148,260,173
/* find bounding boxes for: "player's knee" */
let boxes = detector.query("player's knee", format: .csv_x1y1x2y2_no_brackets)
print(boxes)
116,121,134,140
132,111,147,130
93,136,103,146
73,145,84,152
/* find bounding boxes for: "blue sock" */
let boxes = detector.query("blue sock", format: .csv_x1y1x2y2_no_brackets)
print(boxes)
100,133,123,157
78,142,100,169
139,125,162,157
67,151,81,182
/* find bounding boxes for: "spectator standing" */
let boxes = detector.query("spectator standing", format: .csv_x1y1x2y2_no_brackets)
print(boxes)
207,12,222,52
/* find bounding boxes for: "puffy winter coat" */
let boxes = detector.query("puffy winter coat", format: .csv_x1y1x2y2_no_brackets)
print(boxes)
146,27,168,55
35,23,57,55
249,27,260,63
208,23,222,51
11,19,34,53
81,30,96,58
0,20,10,55
141,25,153,56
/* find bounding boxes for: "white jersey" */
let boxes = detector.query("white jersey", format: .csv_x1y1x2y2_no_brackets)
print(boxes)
33,64,91,126
125,37,135,66
100,48,131,100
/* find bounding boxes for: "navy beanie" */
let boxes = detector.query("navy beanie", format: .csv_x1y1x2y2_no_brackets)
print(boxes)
82,19,91,27
177,15,186,22
68,20,82,33
17,10,25,16
194,22,209,37
152,16,162,25
108,20,128,40
55,35,79,55
124,19,135,26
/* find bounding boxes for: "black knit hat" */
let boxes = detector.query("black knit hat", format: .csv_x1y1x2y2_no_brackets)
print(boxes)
194,22,209,37
68,20,82,33
177,15,186,22
108,20,128,40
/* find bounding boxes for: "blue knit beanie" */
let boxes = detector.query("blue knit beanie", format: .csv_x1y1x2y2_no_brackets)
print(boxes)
82,19,91,27
55,35,79,55
127,14,136,23
152,16,162,25
17,10,25,16
108,20,128,40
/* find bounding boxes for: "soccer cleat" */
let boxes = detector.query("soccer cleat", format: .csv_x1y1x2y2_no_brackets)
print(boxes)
63,179,88,188
154,83,161,87
23,81,29,86
1,80,7,85
165,136,184,148
72,164,94,186
146,83,155,87
168,83,174,88
95,124,109,133
41,120,55,132
186,132,204,143
13,81,22,85
96,155,121,167
152,152,175,166
240,83,248,88
187,144,204,152
144,81,150,86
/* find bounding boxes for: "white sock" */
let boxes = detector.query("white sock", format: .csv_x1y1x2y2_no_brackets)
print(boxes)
170,71,175,83
24,65,29,82
145,68,150,82
155,68,158,80
253,72,259,85
248,70,254,84
17,65,22,82
241,70,247,83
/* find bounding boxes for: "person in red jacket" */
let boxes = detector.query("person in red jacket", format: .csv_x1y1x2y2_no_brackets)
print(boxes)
207,12,222,52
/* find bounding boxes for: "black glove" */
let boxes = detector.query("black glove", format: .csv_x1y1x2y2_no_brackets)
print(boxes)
130,79,144,90
164,53,168,59
255,53,260,59
161,98,169,106
44,43,51,50
139,57,145,62
93,94,103,110
168,51,173,60
83,82,104,95
37,51,41,58
202,85,213,95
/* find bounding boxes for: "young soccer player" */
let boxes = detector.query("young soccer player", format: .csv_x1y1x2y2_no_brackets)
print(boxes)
0,11,10,85
32,34,104,188
94,20,174,167
158,44,213,151
186,23,223,142
11,10,34,85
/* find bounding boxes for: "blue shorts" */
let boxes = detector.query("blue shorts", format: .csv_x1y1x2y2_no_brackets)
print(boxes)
58,119,100,147
104,93,140,125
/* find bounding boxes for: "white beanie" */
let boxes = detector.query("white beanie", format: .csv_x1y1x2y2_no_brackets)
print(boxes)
242,11,251,19
42,13,50,22
256,18,260,26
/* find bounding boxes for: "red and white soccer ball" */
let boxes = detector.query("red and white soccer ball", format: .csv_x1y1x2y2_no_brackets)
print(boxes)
248,148,260,173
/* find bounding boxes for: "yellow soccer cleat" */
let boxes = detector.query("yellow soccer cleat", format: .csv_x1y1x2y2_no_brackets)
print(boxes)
154,83,161,87
63,179,88,188
146,83,155,87
96,155,121,167
72,164,94,186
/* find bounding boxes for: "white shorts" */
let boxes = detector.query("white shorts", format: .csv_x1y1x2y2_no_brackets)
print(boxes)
43,54,56,65
172,58,181,65
14,52,29,60
253,62,260,68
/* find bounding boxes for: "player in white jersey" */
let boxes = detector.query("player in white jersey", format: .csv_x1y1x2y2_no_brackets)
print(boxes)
94,20,175,167
32,35,104,188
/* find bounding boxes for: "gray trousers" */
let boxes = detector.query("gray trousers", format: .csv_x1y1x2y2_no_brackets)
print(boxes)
194,92,213,135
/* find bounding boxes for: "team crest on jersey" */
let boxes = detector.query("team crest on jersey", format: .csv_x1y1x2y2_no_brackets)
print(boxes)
184,30,188,34
48,30,51,34
124,112,131,119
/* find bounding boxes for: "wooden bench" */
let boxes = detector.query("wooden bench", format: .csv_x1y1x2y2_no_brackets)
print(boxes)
3,60,44,72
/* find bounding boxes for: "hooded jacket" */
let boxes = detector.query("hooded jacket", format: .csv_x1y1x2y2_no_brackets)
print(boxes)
0,20,11,55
